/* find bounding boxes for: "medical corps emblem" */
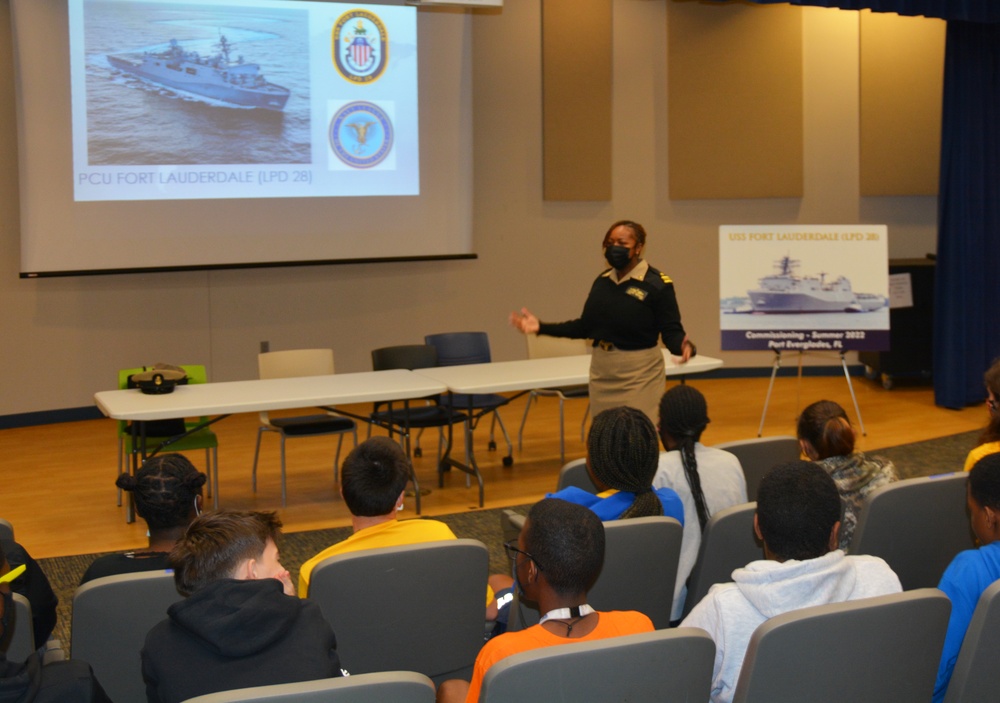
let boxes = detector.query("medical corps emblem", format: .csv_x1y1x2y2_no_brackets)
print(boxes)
329,101,394,169
332,10,388,84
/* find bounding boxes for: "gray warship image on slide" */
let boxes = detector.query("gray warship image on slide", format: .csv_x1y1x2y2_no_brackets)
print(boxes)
107,33,290,111
747,255,887,314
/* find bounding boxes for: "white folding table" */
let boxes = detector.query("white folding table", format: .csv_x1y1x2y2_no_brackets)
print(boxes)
95,369,448,519
413,352,724,506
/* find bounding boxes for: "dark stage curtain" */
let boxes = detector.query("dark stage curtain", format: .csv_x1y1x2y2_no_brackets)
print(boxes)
933,22,1000,408
741,0,1000,23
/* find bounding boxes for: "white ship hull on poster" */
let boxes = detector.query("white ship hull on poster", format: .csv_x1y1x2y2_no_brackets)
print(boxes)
719,225,890,352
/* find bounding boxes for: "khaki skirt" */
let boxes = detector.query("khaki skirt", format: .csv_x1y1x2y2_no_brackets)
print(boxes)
589,345,665,426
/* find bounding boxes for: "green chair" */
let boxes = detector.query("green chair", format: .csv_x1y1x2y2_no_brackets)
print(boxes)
116,365,219,513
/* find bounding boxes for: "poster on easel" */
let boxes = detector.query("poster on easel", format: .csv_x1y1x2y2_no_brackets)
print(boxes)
719,225,890,352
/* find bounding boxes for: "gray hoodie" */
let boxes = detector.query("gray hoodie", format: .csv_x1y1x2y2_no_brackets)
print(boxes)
681,550,902,703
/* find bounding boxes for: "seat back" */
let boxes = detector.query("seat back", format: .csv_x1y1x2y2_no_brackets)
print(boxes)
684,502,761,618
732,589,951,703
0,518,13,542
307,539,489,682
71,571,182,703
713,436,799,501
556,458,599,493
850,472,973,590
525,334,589,360
180,671,437,703
511,517,681,630
371,345,438,371
424,332,492,366
480,628,715,703
943,580,1000,703
3,594,34,662
258,349,335,379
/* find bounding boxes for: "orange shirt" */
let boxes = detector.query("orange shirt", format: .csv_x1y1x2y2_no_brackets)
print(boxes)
464,610,654,702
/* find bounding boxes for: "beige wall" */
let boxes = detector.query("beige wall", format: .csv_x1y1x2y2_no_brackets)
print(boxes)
0,1,940,416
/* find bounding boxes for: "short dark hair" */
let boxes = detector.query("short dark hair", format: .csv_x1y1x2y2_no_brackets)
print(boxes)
602,220,647,248
116,454,206,531
587,407,661,519
524,499,605,596
796,400,855,459
170,510,282,596
340,437,412,517
756,461,841,561
969,453,1000,510
981,358,1000,444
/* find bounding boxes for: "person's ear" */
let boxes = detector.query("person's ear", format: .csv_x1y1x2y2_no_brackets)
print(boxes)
395,490,405,512
799,439,817,460
753,513,763,542
828,520,842,551
243,558,258,581
984,505,998,532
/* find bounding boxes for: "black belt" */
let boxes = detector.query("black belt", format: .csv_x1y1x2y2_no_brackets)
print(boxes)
593,340,651,352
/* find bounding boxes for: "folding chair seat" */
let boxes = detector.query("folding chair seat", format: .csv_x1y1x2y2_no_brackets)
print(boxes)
252,349,358,506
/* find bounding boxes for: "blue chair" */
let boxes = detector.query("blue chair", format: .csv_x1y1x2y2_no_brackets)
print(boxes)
424,332,513,466
369,345,469,514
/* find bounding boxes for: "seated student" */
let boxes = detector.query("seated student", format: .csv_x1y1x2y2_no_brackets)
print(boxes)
81,454,207,585
681,461,902,703
933,453,1000,702
297,437,508,617
0,537,59,653
548,406,684,524
0,545,112,702
797,400,898,550
964,358,1000,471
653,385,747,622
141,510,344,703
436,499,654,703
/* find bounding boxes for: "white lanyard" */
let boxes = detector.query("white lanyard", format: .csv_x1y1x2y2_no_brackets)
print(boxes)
539,604,595,624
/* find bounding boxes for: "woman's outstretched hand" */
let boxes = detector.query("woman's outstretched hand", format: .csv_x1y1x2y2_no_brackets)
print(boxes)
509,307,540,335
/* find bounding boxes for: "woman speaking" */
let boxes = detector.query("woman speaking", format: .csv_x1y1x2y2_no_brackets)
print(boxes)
510,220,695,424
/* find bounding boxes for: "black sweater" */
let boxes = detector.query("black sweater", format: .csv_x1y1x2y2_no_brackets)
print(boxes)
539,266,687,353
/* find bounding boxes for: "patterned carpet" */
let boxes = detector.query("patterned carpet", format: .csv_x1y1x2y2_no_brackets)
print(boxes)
34,429,980,653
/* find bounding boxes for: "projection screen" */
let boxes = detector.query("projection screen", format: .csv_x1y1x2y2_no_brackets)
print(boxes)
13,0,474,276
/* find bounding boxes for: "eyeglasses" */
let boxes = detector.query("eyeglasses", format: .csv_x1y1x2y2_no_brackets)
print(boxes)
503,540,542,571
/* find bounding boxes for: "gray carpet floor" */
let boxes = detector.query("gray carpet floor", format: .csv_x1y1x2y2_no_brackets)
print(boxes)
34,429,980,652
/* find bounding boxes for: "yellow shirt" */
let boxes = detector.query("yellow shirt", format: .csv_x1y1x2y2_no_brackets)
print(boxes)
965,441,1000,471
298,518,458,596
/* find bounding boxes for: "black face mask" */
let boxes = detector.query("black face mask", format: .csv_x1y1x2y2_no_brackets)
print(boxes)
604,245,631,270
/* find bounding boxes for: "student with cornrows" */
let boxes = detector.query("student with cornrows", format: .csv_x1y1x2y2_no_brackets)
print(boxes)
654,384,747,622
548,406,684,523
80,454,207,585
796,399,897,550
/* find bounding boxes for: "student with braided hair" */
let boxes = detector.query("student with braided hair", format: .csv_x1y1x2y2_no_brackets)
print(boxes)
654,385,746,621
796,399,897,550
80,454,207,585
548,406,684,523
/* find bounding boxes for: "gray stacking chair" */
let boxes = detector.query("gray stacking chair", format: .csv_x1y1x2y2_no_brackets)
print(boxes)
684,502,761,618
0,518,13,542
180,671,436,703
850,472,973,589
556,458,599,493
71,571,181,703
713,436,800,501
480,628,715,703
732,588,951,703
509,516,682,631
306,539,489,685
943,580,1000,703
3,594,34,662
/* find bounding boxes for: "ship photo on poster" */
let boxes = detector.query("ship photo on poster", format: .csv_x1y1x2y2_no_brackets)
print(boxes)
719,225,890,352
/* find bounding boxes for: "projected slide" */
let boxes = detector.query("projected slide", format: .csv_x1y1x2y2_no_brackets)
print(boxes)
68,0,418,201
